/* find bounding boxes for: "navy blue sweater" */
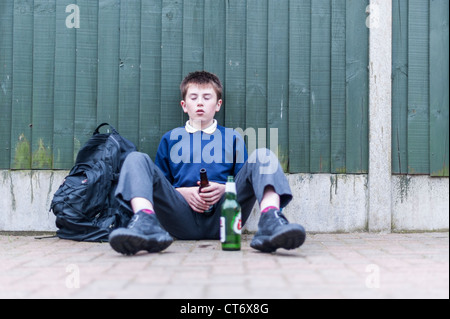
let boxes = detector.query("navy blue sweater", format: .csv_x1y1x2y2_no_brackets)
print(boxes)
155,125,248,188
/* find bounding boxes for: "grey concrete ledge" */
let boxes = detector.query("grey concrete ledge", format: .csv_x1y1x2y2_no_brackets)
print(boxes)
1,170,448,233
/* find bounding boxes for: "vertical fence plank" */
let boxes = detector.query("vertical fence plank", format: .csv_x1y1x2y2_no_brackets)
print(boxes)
204,0,226,126
182,0,204,124
182,0,204,74
246,0,267,154
140,0,162,158
430,0,449,176
225,0,246,129
331,0,346,173
97,0,120,128
392,0,409,175
0,0,13,169
310,0,331,173
408,0,430,174
31,0,56,169
118,0,141,146
268,0,289,170
74,0,98,157
11,0,34,169
53,0,76,169
289,0,311,173
346,0,368,173
160,0,184,134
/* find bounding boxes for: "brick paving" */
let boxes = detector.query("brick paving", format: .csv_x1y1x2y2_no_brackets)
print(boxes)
0,232,448,299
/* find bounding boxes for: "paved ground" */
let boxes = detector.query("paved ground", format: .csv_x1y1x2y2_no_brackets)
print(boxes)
0,232,448,299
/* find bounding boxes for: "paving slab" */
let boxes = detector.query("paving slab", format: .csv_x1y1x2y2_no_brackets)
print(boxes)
0,232,448,299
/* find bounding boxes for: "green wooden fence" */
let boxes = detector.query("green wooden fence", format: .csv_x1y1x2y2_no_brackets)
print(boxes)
0,0,371,173
392,0,449,176
4,0,447,177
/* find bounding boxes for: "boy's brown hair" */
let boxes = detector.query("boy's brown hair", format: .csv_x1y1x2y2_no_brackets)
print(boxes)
180,71,223,101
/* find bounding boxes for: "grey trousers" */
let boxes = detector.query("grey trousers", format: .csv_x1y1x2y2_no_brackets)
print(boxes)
115,149,293,240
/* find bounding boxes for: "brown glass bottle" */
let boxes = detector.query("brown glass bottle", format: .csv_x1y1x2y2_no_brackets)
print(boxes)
199,168,213,216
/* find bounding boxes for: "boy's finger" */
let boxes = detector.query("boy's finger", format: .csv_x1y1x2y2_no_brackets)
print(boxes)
197,196,212,208
194,195,208,207
191,199,206,212
199,185,212,193
199,192,213,199
196,193,208,203
193,207,204,213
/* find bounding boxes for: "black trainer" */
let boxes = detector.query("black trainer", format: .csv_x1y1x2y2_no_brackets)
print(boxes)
250,209,306,253
109,211,173,255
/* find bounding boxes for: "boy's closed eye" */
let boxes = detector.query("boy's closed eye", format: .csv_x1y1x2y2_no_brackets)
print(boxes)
189,94,212,101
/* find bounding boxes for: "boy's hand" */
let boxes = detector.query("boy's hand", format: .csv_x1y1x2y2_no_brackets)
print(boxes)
198,181,226,207
176,186,212,213
176,182,226,213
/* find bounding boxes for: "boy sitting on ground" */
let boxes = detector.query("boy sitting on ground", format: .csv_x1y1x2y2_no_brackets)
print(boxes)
109,71,306,255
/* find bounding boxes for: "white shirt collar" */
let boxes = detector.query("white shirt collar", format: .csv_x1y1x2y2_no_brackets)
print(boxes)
185,119,218,134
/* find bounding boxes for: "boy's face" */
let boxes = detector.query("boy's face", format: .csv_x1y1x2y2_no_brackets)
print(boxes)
181,84,222,129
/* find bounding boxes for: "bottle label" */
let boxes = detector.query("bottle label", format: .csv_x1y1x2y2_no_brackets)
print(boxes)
225,182,236,194
232,212,242,235
220,217,226,242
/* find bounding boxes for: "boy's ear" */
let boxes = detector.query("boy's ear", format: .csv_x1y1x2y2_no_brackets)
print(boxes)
180,100,188,113
216,99,223,112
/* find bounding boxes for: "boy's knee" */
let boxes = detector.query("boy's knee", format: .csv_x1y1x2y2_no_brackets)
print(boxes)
124,151,152,166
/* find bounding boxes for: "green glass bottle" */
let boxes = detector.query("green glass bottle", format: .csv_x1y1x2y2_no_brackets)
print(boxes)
220,176,241,251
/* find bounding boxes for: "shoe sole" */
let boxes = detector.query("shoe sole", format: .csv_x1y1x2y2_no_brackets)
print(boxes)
251,224,306,253
109,229,173,256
